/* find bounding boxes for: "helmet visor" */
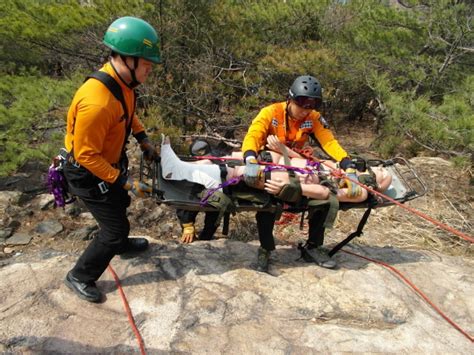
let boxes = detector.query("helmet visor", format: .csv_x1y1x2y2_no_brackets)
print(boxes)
292,96,321,110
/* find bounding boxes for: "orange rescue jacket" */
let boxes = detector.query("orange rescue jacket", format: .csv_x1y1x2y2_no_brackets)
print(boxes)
64,62,146,184
242,102,348,162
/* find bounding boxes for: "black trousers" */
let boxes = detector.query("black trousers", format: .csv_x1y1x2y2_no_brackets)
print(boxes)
258,205,330,251
71,184,131,283
307,207,330,247
176,209,220,240
256,211,277,251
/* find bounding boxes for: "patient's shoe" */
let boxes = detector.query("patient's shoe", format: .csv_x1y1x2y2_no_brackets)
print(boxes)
302,244,337,269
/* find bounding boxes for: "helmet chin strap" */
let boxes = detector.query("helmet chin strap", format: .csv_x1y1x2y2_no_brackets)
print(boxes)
286,98,297,120
120,55,141,88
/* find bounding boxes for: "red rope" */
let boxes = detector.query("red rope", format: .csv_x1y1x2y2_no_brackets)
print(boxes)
193,153,473,243
275,212,299,225
107,264,146,355
341,249,474,342
338,173,473,243
194,155,314,173
293,149,474,244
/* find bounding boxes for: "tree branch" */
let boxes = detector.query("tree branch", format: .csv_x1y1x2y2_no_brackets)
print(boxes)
404,130,468,157
181,134,241,148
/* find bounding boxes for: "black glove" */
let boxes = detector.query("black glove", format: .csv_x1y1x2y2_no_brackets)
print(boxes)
339,157,355,170
140,138,159,162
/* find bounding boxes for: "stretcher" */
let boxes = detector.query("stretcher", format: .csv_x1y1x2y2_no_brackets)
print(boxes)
140,155,427,256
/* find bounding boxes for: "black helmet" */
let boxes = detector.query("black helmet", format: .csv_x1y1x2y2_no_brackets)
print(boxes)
190,139,211,156
288,75,322,109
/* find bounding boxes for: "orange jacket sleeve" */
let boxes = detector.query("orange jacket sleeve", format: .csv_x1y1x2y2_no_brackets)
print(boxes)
312,117,348,162
242,105,274,158
68,103,121,183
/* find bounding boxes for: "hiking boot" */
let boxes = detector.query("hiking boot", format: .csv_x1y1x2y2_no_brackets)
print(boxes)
257,247,271,273
127,237,149,252
120,237,149,259
64,271,103,303
304,245,337,269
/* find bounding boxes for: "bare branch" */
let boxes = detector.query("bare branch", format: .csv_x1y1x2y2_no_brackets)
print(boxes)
404,130,468,157
30,39,101,62
181,134,241,148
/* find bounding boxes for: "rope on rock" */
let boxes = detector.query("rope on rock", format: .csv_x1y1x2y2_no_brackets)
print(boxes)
341,248,473,343
292,149,474,244
108,264,146,355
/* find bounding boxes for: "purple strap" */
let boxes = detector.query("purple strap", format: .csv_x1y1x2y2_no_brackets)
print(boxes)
306,160,321,170
200,175,243,206
199,162,322,206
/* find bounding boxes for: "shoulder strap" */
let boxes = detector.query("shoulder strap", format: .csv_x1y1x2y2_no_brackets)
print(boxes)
87,71,132,121
86,71,136,155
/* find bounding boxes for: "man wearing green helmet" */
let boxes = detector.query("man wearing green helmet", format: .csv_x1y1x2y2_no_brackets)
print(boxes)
63,16,161,303
103,16,161,85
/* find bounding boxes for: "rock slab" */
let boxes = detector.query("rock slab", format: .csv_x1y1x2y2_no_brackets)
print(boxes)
0,240,472,353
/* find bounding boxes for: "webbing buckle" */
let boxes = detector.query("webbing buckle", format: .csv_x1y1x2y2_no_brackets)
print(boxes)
59,148,69,160
98,181,109,194
67,156,81,168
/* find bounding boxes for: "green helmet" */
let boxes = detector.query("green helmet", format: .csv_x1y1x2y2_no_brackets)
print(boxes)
103,16,161,64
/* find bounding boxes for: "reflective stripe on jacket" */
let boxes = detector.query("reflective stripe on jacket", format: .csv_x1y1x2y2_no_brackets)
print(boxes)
64,62,146,183
242,102,348,162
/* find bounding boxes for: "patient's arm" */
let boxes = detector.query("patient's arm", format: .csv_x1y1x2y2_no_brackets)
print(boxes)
162,136,390,203
266,135,304,158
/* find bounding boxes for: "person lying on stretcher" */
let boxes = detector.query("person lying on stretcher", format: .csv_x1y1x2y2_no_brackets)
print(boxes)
160,135,392,203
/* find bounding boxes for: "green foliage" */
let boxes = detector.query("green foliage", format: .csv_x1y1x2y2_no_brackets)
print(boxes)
374,75,474,157
320,0,473,158
0,0,159,73
0,69,81,175
0,0,472,176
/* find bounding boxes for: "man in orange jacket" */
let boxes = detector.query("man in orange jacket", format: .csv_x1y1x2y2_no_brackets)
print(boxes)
242,75,360,272
63,17,160,302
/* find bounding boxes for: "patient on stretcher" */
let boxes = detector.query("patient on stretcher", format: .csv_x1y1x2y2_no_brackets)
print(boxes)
160,136,392,203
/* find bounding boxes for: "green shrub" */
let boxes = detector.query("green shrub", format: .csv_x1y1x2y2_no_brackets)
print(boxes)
0,69,81,176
